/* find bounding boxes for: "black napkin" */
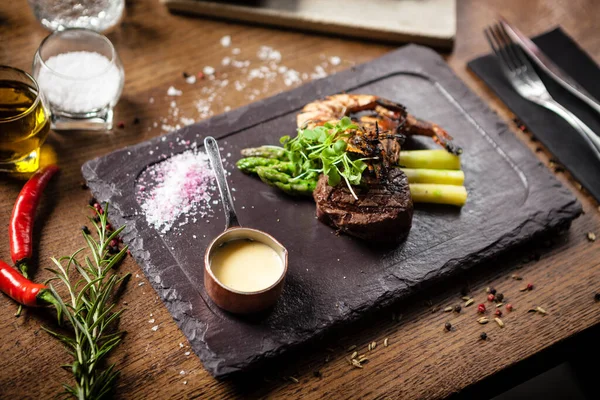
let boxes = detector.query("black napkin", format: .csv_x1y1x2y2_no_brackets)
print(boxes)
468,28,600,202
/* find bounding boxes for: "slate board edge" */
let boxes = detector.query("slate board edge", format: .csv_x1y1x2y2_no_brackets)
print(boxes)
82,44,582,378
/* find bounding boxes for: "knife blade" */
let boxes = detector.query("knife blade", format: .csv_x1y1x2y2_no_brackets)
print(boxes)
500,17,600,115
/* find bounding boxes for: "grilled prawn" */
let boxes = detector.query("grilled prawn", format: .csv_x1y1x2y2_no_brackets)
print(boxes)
297,94,462,155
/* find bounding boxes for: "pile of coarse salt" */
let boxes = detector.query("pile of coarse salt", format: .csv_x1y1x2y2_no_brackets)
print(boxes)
37,51,123,113
137,148,216,234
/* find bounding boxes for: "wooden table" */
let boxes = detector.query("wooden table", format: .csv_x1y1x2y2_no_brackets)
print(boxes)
1,1,599,398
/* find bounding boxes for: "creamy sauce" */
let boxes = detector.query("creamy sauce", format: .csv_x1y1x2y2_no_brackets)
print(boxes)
210,239,283,292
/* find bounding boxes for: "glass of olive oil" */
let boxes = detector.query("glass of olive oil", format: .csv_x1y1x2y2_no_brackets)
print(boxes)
0,66,50,173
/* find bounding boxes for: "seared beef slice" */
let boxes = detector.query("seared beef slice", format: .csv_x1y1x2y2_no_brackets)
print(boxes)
313,168,413,242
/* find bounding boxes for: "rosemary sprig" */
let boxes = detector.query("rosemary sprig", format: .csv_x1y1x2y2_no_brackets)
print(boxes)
43,204,130,400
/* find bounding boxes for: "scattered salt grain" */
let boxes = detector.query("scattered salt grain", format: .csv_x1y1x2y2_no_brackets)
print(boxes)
232,47,241,55
185,75,196,84
329,56,341,66
185,351,191,356
183,381,187,385
179,343,184,348
257,46,281,62
37,51,123,113
180,370,185,375
180,117,195,126
220,35,231,47
167,86,182,96
148,318,155,323
221,56,231,66
151,325,159,331
203,66,215,75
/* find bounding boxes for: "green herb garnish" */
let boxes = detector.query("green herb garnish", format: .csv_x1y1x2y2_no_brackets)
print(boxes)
280,117,369,198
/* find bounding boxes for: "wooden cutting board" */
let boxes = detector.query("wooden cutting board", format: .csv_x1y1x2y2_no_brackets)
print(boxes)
161,0,456,49
82,45,580,378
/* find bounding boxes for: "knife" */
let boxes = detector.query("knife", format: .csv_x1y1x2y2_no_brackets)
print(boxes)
500,17,600,115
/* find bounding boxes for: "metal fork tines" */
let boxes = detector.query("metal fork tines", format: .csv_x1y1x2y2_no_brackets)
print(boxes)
484,22,600,160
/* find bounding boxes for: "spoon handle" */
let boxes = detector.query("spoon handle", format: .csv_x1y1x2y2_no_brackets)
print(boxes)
204,136,240,229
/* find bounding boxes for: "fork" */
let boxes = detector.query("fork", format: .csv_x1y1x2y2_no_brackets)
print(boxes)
484,23,600,159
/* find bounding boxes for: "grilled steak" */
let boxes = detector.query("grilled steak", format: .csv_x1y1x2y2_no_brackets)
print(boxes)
313,168,413,243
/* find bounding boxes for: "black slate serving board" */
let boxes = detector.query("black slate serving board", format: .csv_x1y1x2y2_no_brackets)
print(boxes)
82,45,581,378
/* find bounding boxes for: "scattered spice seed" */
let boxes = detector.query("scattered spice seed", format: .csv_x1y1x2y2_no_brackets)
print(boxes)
478,317,490,324
81,225,90,235
133,117,140,125
384,338,389,347
367,343,372,351
288,376,299,383
496,303,504,308
512,274,523,280
347,345,356,351
595,293,600,302
487,294,495,302
351,359,363,369
351,351,357,359
461,296,471,301
454,305,462,313
535,306,547,315
587,232,597,242
485,287,491,293
182,71,190,78
345,356,353,365
480,332,487,340
477,304,486,313
465,299,475,307
108,246,119,255
370,341,377,350
490,288,497,295
444,306,453,312
494,309,502,317
520,283,534,292
496,293,504,302
495,318,504,328
506,304,513,312
444,322,452,331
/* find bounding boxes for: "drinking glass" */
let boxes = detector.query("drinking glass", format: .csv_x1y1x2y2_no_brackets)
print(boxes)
27,0,125,33
0,66,51,173
32,29,125,131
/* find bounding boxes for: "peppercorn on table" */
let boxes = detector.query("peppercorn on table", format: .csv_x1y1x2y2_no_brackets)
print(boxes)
1,1,600,399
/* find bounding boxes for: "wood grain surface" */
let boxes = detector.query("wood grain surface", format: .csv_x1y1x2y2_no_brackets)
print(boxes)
1,1,599,399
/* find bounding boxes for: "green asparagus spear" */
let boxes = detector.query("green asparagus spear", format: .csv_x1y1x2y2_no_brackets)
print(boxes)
400,150,461,170
236,157,282,174
409,183,467,206
256,166,316,196
402,168,464,185
240,146,286,159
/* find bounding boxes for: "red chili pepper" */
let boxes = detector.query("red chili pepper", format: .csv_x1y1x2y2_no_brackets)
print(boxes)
0,260,52,307
9,165,60,271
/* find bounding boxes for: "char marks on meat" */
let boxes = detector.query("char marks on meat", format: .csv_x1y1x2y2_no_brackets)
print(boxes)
313,168,413,243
